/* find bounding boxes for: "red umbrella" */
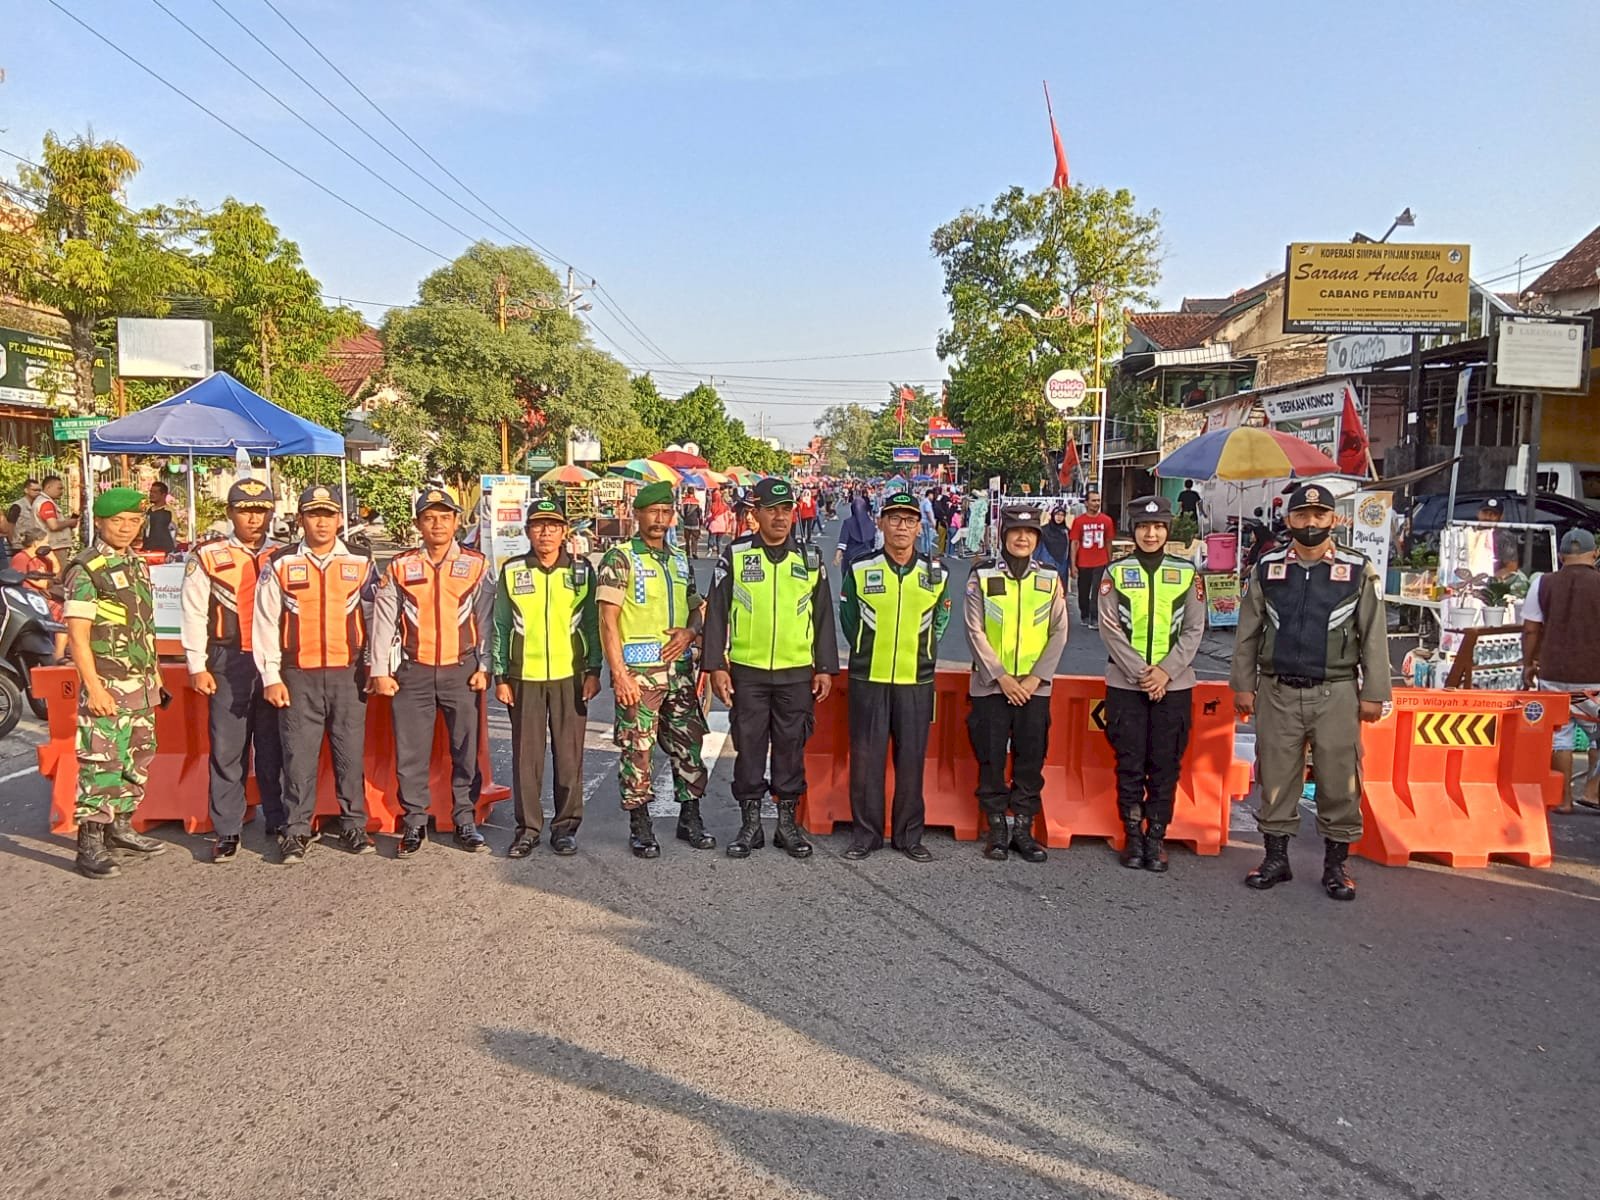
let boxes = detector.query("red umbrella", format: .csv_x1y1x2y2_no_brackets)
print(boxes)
651,449,709,470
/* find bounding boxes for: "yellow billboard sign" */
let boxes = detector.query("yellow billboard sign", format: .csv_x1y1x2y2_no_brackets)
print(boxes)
1283,242,1471,334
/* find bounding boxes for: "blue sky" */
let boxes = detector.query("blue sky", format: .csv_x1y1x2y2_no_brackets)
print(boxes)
4,0,1598,445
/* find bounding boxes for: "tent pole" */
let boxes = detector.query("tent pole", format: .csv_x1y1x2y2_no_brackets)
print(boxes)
187,451,197,547
340,457,349,528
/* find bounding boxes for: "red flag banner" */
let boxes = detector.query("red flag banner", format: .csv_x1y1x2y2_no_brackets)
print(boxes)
1058,430,1080,486
1337,386,1370,476
1044,81,1070,191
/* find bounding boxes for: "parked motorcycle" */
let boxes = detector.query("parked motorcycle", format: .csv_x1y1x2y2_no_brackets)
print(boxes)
0,565,64,737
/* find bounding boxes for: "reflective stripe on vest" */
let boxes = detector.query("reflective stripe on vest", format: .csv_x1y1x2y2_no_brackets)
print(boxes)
387,547,488,666
503,559,588,681
850,553,943,685
273,551,368,670
616,546,692,668
977,564,1056,677
729,543,816,671
198,540,270,652
1109,556,1194,665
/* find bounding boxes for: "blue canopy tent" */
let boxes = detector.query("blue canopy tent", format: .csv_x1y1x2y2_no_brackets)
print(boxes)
89,372,346,542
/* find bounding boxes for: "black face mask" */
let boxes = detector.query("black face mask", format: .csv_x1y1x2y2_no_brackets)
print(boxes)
1289,524,1332,548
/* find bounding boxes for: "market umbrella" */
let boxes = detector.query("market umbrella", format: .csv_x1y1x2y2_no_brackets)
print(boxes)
676,470,707,489
1155,426,1337,481
539,464,598,485
650,449,709,470
725,466,756,484
608,458,681,484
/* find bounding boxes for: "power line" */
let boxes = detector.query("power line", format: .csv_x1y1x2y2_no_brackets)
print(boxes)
208,0,527,249
43,0,453,263
145,0,485,250
631,345,939,366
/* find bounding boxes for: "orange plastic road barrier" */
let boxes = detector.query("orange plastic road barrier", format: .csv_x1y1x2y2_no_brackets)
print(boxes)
1354,688,1566,869
797,671,1249,853
38,663,507,836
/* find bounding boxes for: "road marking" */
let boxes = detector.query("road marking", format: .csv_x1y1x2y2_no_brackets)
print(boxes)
0,765,38,784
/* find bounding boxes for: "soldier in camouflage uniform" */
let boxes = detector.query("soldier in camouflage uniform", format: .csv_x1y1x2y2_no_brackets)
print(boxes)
597,481,713,858
62,487,168,879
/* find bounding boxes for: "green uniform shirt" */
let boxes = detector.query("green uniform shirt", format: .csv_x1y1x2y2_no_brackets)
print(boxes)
63,538,160,710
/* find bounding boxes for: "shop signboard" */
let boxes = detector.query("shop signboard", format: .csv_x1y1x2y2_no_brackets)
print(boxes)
478,473,531,576
1283,242,1471,334
0,326,111,408
1157,409,1207,458
1346,490,1393,585
150,561,186,639
1260,378,1354,462
1490,314,1593,395
891,447,919,463
50,415,108,441
1325,333,1413,375
1203,573,1240,628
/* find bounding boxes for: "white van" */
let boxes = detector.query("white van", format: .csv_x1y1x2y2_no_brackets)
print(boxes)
1504,448,1600,506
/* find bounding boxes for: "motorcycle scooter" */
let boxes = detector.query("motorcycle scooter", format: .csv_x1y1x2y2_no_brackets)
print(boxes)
0,565,64,737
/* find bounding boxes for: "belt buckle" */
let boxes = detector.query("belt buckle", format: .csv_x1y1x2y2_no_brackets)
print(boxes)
1278,674,1315,689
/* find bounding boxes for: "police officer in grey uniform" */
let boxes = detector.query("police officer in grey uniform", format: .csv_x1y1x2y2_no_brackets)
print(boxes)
1231,482,1390,901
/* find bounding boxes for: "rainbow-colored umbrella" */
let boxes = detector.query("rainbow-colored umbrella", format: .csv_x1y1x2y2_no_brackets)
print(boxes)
1155,426,1337,481
724,465,757,484
609,458,681,484
539,464,598,485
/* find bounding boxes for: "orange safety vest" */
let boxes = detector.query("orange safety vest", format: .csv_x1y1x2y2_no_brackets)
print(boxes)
270,548,370,670
197,539,274,652
385,546,488,666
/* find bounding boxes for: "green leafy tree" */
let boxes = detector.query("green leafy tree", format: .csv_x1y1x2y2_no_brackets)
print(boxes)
194,199,361,431
0,132,192,412
815,403,878,475
383,243,640,481
931,185,1162,484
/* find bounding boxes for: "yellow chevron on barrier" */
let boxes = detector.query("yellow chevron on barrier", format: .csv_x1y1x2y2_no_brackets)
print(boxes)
1413,711,1498,747
1089,700,1107,731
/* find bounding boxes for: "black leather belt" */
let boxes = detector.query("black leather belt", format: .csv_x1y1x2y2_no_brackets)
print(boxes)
1273,674,1319,689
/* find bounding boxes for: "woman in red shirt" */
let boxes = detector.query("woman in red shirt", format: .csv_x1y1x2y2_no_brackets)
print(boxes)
8,536,67,659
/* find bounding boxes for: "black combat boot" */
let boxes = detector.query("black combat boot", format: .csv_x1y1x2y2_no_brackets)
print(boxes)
106,812,166,856
1009,813,1048,862
772,800,813,859
628,808,660,859
726,799,765,858
1321,839,1357,901
982,814,1009,861
75,822,120,879
675,800,716,849
1245,833,1293,890
1142,821,1169,873
1118,805,1145,869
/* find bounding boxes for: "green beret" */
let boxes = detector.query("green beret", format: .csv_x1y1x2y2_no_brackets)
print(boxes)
633,480,675,510
93,487,146,519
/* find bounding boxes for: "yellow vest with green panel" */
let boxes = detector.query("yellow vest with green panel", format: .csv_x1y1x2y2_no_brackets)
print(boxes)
1108,554,1195,665
976,559,1058,678
501,557,591,681
848,551,945,685
617,542,694,669
728,537,821,671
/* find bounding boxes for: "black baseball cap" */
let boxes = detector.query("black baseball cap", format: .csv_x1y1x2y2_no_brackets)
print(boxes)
525,497,567,526
1287,483,1335,513
881,490,919,515
753,478,796,508
413,486,461,516
297,484,343,515
226,478,276,510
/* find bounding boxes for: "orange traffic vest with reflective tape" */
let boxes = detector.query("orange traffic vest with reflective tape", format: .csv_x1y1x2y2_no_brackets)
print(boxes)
270,548,370,670
196,538,276,652
385,546,488,666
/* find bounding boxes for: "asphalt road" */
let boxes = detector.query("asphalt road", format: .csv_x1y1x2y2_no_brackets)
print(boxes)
2,519,1598,1199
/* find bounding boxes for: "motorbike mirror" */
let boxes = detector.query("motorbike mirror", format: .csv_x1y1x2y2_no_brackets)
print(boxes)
0,567,24,588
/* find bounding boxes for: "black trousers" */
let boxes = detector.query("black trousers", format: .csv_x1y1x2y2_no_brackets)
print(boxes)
1077,565,1105,623
206,644,285,836
966,692,1051,818
1104,686,1193,824
847,679,934,851
509,677,586,836
391,660,482,830
730,667,815,805
279,665,367,837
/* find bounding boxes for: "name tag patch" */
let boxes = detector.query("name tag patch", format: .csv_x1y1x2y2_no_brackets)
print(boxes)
1330,563,1352,582
450,558,473,578
1161,568,1183,584
1120,567,1144,588
740,558,766,583
340,563,362,582
1267,563,1288,581
510,571,536,595
403,561,425,583
1035,574,1055,593
286,563,310,585
790,561,810,581
862,568,885,595
205,547,235,569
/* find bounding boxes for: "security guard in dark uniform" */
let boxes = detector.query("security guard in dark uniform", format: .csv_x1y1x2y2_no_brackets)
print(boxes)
962,505,1069,862
1098,496,1205,872
839,489,952,862
180,478,285,862
702,477,840,860
492,498,601,858
369,487,495,856
1232,482,1390,901
253,485,379,863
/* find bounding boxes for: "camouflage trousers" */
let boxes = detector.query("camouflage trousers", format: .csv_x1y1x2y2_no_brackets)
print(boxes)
615,671,708,811
76,704,157,822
